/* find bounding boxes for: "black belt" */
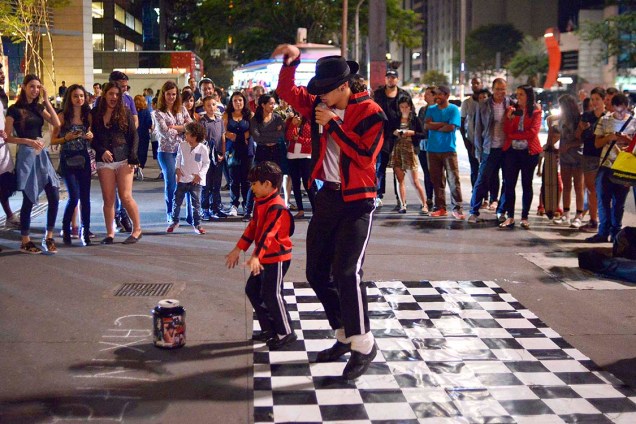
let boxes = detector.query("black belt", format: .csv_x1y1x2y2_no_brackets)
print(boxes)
322,181,341,191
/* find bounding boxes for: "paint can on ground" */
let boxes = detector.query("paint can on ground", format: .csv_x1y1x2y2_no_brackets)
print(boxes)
152,299,186,349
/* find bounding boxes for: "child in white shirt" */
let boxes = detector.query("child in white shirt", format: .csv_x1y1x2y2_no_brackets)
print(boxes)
167,122,210,234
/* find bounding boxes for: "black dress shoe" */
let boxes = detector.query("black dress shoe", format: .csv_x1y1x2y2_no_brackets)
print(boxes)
252,330,273,342
122,233,142,244
315,341,351,362
585,234,609,243
100,236,114,245
266,332,297,350
342,344,377,380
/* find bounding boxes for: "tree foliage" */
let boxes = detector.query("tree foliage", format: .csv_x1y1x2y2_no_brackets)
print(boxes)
168,0,424,83
578,12,636,71
506,35,548,84
0,0,69,86
465,24,523,73
421,70,448,86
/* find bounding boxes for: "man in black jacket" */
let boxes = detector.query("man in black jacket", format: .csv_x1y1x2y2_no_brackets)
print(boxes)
373,70,411,208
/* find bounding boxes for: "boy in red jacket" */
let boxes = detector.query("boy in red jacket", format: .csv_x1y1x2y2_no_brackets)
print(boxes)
225,161,296,350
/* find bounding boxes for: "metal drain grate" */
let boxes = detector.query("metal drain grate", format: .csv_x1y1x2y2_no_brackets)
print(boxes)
114,283,174,297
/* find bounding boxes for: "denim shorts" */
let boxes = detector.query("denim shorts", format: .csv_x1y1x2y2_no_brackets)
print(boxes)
581,155,601,174
96,159,128,171
559,149,582,170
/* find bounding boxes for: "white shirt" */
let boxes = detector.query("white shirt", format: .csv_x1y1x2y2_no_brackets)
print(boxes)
0,101,13,174
596,113,636,168
491,101,505,148
322,108,345,183
175,141,210,185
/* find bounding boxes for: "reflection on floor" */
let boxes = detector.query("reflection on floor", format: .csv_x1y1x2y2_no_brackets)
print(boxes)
253,280,636,423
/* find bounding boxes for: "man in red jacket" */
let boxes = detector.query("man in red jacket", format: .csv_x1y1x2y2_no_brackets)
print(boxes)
274,44,385,380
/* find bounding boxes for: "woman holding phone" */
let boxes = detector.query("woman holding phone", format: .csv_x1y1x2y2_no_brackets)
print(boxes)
51,84,94,246
4,74,61,254
91,82,142,244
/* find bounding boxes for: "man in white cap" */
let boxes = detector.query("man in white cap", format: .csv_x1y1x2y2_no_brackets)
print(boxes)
274,43,385,380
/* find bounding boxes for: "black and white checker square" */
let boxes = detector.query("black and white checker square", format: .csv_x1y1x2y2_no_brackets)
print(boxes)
253,280,636,423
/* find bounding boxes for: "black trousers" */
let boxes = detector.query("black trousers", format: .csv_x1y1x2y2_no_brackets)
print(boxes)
306,188,375,338
245,260,292,336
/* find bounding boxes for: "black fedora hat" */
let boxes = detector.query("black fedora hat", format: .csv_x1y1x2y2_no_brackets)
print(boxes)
307,56,360,95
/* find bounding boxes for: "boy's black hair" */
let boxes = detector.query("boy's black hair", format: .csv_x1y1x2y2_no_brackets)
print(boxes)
248,161,283,189
202,95,216,104
185,121,206,143
612,93,629,107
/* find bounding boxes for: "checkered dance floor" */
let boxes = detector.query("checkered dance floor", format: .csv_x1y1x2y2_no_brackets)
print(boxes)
253,280,636,423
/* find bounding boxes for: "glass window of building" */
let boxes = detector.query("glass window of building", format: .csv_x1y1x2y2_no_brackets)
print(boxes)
126,12,135,30
92,2,104,18
115,35,126,52
115,4,126,24
93,34,104,51
135,18,142,35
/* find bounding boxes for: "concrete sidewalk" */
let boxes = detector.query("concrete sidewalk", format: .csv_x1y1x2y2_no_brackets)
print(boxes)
0,145,635,423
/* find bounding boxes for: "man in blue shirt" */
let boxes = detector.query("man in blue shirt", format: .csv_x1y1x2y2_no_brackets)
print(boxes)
424,85,465,219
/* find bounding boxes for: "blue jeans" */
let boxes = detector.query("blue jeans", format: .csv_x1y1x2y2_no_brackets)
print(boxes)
62,166,91,233
171,182,202,226
201,161,224,213
596,167,629,239
158,151,191,222
230,156,252,209
20,183,59,236
502,149,539,220
470,148,504,216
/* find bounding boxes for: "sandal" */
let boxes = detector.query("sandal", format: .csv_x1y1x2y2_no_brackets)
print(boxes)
20,241,42,254
520,220,530,229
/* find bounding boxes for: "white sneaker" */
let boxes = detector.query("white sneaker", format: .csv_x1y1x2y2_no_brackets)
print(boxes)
374,198,383,208
570,217,582,229
227,205,238,217
553,216,570,226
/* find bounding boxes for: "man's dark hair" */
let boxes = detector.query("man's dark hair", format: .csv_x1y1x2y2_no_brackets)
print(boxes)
185,121,206,143
248,161,283,189
606,87,620,96
350,74,368,94
590,87,606,98
612,93,629,108
109,71,129,82
93,82,101,89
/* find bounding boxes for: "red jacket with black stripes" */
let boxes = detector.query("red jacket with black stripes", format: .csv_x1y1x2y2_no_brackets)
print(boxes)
236,190,293,264
276,57,385,202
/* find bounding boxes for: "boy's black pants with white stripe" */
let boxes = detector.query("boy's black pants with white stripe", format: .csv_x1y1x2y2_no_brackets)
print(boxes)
245,260,292,336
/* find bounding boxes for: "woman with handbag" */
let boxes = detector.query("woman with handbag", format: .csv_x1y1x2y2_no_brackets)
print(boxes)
586,93,636,243
222,91,253,217
51,84,94,246
5,74,61,254
388,96,428,214
91,82,142,245
552,94,585,228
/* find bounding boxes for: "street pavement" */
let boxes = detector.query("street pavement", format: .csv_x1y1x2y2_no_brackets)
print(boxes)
0,137,635,423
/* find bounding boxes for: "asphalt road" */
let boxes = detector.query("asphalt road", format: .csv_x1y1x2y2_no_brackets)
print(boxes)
0,137,634,423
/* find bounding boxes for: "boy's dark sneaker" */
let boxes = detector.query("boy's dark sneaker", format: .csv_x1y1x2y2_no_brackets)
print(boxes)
252,330,273,342
201,211,212,221
20,241,42,254
315,340,351,362
342,344,377,380
266,332,297,350
215,210,228,218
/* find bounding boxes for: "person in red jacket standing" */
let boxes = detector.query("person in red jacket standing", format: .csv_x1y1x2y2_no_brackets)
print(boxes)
225,161,296,350
273,44,385,380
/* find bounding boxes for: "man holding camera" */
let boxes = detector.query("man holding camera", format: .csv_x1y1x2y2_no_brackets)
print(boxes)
424,85,464,219
467,78,511,223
